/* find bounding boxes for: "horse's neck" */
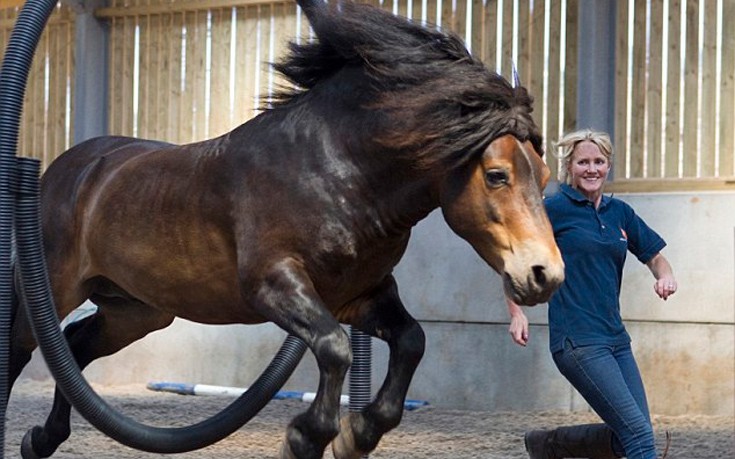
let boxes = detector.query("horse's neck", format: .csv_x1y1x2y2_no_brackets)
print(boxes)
362,162,439,235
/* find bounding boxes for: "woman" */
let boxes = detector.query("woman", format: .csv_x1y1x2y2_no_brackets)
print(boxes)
508,129,676,459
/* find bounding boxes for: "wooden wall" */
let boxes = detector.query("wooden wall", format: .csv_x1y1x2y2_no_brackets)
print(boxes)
0,2,75,166
1,0,733,189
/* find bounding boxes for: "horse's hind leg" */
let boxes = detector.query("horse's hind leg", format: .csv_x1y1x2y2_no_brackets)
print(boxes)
22,297,174,459
332,275,426,459
7,282,39,400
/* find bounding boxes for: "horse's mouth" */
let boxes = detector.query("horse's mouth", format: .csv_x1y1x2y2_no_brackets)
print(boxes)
502,271,555,306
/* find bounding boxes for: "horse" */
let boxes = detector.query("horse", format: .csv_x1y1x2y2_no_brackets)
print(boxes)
8,1,564,458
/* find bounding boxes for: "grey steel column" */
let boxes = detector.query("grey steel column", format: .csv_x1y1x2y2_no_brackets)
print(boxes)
70,0,109,143
576,0,616,138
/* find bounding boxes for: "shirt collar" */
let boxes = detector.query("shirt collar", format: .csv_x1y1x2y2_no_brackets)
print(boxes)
559,183,612,208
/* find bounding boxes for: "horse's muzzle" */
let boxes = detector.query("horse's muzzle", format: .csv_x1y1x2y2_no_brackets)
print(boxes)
503,260,564,306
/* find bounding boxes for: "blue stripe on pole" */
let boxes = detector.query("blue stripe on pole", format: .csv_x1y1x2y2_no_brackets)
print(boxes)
146,381,429,411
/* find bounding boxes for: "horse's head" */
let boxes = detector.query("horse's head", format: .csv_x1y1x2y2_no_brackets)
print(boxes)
439,135,563,305
278,1,563,304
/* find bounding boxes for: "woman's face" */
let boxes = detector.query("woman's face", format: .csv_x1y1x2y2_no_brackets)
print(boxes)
567,140,610,198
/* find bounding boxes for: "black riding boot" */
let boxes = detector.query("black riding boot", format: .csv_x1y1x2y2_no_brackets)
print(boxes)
524,423,618,458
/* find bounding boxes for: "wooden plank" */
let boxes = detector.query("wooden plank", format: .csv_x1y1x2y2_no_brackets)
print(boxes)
545,0,561,148
137,7,151,139
272,1,297,106
27,27,47,160
605,178,735,193
193,10,209,140
19,25,40,159
470,0,483,60
0,0,24,9
0,9,9,64
425,0,437,28
628,0,646,178
180,10,197,141
96,0,292,19
397,0,408,21
122,5,137,137
646,0,663,178
47,21,64,166
108,0,123,135
411,0,423,24
516,0,530,85
166,11,184,142
500,0,513,78
562,0,577,135
148,6,163,140
481,0,498,69
528,0,545,132
454,0,467,44
255,3,272,114
720,0,735,176
526,0,549,169
664,0,681,178
64,17,75,156
152,9,169,141
234,5,258,123
698,0,717,177
109,1,137,137
209,7,232,137
681,0,699,177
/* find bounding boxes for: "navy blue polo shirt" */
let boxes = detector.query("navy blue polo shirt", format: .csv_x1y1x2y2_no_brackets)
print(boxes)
545,184,666,353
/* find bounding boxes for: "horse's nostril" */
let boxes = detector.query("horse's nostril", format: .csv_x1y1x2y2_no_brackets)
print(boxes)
532,265,547,286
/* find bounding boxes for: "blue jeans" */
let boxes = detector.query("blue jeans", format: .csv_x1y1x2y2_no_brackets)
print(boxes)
553,340,657,459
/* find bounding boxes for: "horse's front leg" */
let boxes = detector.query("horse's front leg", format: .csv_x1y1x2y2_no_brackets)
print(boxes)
251,259,351,459
331,275,425,459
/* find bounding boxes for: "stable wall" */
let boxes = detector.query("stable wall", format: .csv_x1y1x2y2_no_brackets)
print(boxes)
19,191,735,416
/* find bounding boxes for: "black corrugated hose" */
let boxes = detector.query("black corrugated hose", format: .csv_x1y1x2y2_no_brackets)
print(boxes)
0,1,60,457
349,327,373,458
2,0,307,455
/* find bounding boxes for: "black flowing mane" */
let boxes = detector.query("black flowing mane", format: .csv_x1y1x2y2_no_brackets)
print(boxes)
269,1,543,169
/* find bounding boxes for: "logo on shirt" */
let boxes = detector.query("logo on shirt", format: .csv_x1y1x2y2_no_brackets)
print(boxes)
619,228,628,242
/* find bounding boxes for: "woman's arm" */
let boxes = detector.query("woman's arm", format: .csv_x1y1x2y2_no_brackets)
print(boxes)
646,252,677,300
506,297,529,346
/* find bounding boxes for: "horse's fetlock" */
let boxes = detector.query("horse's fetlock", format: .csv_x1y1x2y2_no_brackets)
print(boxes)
346,413,383,453
368,402,402,432
286,413,335,458
24,426,60,459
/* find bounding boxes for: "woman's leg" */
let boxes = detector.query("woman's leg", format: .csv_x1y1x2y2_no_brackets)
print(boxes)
553,340,657,459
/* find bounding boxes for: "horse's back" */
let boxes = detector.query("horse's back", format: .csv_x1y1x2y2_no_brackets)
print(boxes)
43,135,170,185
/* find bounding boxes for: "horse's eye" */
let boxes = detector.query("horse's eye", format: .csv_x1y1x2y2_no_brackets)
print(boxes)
485,169,509,187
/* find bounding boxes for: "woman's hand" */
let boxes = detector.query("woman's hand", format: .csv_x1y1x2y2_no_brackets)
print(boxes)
506,297,530,346
654,277,677,300
646,252,678,300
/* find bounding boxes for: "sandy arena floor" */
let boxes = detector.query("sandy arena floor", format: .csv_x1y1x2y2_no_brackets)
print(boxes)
4,380,734,458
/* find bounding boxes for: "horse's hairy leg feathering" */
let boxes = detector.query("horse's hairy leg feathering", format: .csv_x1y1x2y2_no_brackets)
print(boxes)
331,276,425,459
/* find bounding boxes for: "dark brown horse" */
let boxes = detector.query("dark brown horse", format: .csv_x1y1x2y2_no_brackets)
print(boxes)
9,1,563,458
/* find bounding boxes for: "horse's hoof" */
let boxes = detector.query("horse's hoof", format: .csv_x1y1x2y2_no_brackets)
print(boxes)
331,415,364,459
21,427,43,459
279,436,297,459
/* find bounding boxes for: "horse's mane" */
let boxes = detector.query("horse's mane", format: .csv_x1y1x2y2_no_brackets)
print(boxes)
270,1,542,169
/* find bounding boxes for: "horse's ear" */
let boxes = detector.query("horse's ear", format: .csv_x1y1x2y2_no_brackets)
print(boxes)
511,61,521,88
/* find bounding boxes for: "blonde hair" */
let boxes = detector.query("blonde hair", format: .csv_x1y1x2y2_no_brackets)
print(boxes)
554,128,614,185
